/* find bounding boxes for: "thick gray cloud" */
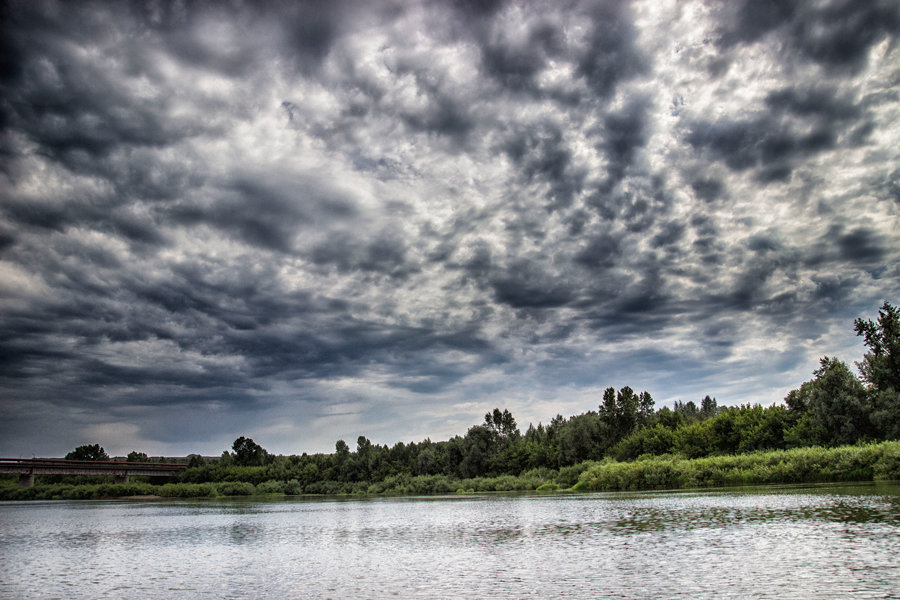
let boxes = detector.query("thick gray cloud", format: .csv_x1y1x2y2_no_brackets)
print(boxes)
1,0,898,456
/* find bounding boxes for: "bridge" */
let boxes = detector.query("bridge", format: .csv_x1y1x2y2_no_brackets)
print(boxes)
0,458,188,487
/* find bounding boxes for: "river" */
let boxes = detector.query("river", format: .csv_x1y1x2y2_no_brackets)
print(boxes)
1,483,899,599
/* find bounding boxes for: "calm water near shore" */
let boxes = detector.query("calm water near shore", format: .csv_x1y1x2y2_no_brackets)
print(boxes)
1,483,899,599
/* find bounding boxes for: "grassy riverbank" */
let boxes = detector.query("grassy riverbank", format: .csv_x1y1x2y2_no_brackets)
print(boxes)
573,440,900,491
3,440,898,501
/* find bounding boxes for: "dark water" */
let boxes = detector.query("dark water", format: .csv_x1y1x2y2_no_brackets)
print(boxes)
1,483,899,599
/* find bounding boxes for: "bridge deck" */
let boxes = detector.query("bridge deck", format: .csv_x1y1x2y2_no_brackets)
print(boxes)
0,458,188,486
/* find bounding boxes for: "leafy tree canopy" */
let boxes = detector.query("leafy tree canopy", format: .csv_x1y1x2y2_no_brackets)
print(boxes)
484,408,519,438
232,436,269,466
855,300,900,393
126,451,149,462
784,356,870,446
599,386,655,441
65,443,109,461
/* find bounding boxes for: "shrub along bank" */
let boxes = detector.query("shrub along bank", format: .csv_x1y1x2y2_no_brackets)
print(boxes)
573,440,900,491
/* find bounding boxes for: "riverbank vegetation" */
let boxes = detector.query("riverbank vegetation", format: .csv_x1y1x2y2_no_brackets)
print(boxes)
3,302,898,501
2,441,898,501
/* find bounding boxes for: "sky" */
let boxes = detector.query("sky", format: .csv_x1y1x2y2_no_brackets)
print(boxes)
1,0,898,458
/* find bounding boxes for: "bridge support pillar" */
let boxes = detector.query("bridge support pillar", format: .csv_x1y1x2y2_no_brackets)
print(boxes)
18,473,34,487
115,474,129,484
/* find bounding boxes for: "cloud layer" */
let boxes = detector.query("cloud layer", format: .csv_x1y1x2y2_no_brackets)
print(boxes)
1,0,898,456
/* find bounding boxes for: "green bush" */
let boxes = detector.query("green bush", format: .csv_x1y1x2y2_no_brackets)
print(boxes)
0,486,38,501
408,475,455,495
255,480,286,494
283,479,304,495
215,481,255,496
556,462,596,488
873,443,900,479
613,425,677,461
304,480,351,495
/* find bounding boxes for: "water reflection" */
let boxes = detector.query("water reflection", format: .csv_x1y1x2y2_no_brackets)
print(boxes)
0,483,898,599
227,522,264,545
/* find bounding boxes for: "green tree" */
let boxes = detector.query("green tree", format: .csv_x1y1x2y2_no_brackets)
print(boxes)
522,422,558,469
637,390,655,426
484,408,520,439
855,301,900,393
219,450,234,466
868,388,900,440
415,446,440,476
673,400,700,421
708,408,741,454
599,386,654,442
126,451,149,462
556,413,608,464
784,357,870,446
855,301,900,440
652,406,687,429
459,425,495,478
600,387,617,423
65,444,109,461
331,439,351,479
735,405,790,453
231,436,269,466
700,395,718,419
612,423,677,460
673,420,713,458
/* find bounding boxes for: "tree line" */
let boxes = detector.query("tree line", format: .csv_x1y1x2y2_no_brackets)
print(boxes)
60,301,900,494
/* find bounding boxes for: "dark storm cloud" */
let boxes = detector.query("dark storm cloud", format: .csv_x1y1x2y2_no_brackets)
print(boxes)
0,252,483,410
613,268,670,316
309,230,419,279
400,95,475,142
0,8,204,173
3,192,170,249
685,99,850,182
0,0,897,456
836,227,887,265
481,19,563,92
575,234,622,272
169,175,358,254
500,119,586,211
460,241,492,283
764,87,863,122
715,0,900,72
575,1,645,97
747,232,781,254
689,177,724,203
875,167,900,205
128,0,347,75
650,221,686,250
215,317,504,393
0,224,16,251
599,98,648,189
490,259,575,309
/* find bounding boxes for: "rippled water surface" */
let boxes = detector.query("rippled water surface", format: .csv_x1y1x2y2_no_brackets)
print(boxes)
2,483,899,599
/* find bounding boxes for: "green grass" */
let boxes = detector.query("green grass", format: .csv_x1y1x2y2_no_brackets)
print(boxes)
573,440,900,492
